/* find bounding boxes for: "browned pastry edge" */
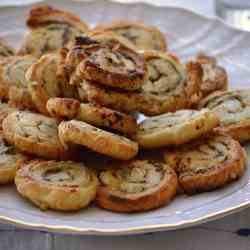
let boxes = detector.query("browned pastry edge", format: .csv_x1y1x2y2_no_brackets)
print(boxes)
76,41,147,90
96,161,177,212
2,111,76,160
165,134,247,194
58,120,138,160
8,86,36,111
0,57,15,101
197,90,250,142
26,5,89,32
93,20,167,51
46,97,81,120
185,60,204,106
214,121,250,142
15,160,98,211
195,53,228,98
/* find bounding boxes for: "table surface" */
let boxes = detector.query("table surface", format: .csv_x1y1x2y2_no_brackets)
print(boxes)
2,1,250,250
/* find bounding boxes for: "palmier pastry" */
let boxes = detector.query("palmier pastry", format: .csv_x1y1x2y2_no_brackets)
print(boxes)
2,111,73,160
93,21,167,51
164,134,246,194
47,98,137,135
0,39,15,58
69,36,146,90
194,53,228,97
82,51,201,115
0,55,36,109
18,5,89,58
138,51,201,114
0,132,28,184
57,34,138,86
96,160,177,212
58,120,138,160
198,89,250,142
15,160,98,211
27,53,77,115
135,109,219,148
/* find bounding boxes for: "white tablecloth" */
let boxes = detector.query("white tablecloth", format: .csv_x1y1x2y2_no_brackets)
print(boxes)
2,1,250,250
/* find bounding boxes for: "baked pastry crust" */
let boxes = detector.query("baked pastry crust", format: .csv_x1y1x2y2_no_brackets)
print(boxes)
82,51,201,115
96,160,177,212
194,53,228,97
0,58,13,101
2,111,72,160
47,97,137,135
57,33,138,87
198,89,250,142
0,39,15,58
0,55,36,108
27,53,77,115
26,5,88,31
88,31,138,51
138,51,201,115
15,160,98,211
8,86,36,111
93,21,167,51
77,81,88,102
76,103,137,135
58,120,138,160
80,79,143,113
79,45,146,90
18,5,89,58
63,36,146,90
135,109,220,148
0,132,28,184
164,134,247,194
0,102,17,130
47,97,80,120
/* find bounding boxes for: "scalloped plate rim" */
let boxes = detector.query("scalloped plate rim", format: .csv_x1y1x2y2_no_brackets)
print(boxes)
0,0,250,235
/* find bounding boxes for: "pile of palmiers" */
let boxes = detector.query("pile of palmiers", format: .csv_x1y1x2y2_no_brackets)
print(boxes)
0,5,247,213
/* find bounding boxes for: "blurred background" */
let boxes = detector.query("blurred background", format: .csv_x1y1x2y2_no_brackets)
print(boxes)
1,0,250,31
115,0,250,31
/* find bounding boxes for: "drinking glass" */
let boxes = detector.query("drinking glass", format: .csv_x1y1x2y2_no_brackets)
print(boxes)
216,0,250,30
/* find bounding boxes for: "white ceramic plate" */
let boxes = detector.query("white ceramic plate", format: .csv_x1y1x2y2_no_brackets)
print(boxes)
0,0,250,235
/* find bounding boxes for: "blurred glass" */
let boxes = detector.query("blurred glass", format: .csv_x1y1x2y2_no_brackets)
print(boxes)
216,0,250,31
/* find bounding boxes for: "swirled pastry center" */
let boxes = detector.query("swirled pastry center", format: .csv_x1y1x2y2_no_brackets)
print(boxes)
93,47,135,71
100,161,164,193
42,168,74,182
138,110,200,134
4,57,36,88
0,142,18,167
114,27,162,50
88,47,137,74
205,92,250,126
0,134,26,169
142,57,185,97
30,163,92,186
25,23,84,56
15,113,60,145
177,136,230,174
